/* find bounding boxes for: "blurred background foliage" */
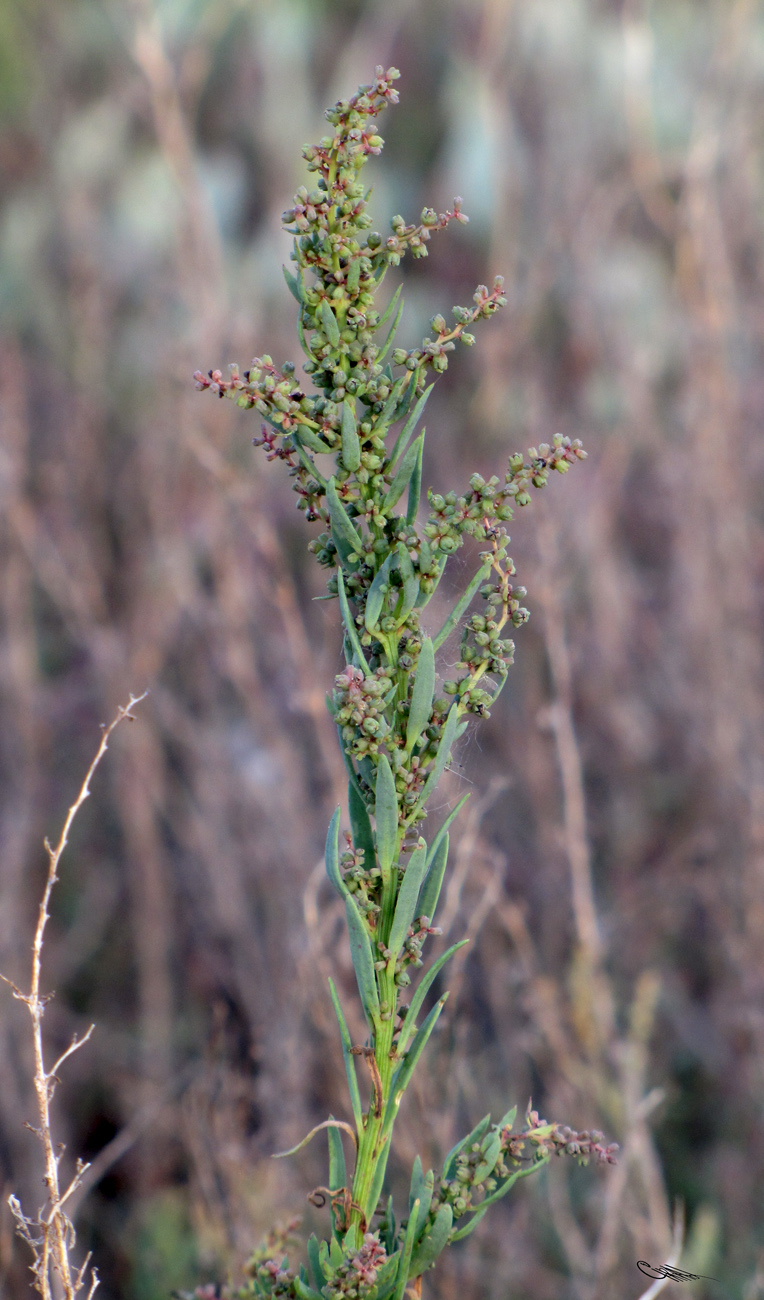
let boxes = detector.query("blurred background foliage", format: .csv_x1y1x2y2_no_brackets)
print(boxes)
1,0,764,1297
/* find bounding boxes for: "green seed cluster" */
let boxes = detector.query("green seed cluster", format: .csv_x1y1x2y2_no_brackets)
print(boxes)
322,1233,387,1298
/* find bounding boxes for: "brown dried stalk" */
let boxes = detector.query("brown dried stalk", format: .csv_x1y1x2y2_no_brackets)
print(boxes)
4,693,148,1300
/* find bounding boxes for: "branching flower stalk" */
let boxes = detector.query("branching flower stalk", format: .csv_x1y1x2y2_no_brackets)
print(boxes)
4,693,147,1300
195,69,614,1300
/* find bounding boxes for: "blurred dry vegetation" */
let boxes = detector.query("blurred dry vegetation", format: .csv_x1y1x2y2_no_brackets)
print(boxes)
1,0,764,1297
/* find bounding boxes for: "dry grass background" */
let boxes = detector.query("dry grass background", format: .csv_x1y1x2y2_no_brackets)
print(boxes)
1,0,764,1296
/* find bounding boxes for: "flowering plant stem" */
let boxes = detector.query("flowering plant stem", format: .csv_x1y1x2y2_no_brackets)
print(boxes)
197,67,613,1300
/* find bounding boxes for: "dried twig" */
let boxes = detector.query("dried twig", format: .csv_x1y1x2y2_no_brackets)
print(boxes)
3,692,148,1300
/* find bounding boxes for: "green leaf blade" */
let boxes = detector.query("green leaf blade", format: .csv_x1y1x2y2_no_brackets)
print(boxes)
320,298,341,347
383,433,424,515
388,384,434,468
396,939,468,1057
409,1203,453,1278
328,977,363,1134
327,477,364,568
375,755,399,886
345,895,380,1030
348,780,375,873
417,832,448,926
405,637,435,755
337,569,370,674
406,429,425,525
325,807,347,900
365,552,395,633
387,843,428,958
415,703,461,814
432,561,493,652
392,1198,420,1300
341,398,361,472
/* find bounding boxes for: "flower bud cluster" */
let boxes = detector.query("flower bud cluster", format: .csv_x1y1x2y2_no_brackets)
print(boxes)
333,665,394,757
429,1109,618,1228
505,433,587,508
392,278,507,389
323,1233,387,1299
389,914,442,985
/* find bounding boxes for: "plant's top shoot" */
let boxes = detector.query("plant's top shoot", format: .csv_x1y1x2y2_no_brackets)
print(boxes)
195,67,605,1300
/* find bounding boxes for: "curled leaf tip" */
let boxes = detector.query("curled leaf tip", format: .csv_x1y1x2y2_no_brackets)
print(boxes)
272,1118,358,1158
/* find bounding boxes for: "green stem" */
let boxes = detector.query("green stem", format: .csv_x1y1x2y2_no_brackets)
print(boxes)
350,968,398,1226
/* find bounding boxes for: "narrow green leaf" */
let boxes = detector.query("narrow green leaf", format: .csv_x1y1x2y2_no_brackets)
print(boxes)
297,311,312,359
348,780,375,875
409,1161,434,1229
426,796,470,868
383,996,448,1137
374,755,399,886
366,1131,393,1222
408,1155,425,1214
448,1203,489,1243
474,1129,502,1183
443,1115,492,1179
392,1199,420,1300
405,637,435,754
320,298,341,347
372,374,408,441
325,807,348,900
406,429,425,525
341,398,361,472
345,895,380,1029
388,384,434,468
337,569,370,674
432,561,492,652
347,257,361,295
382,1195,396,1256
417,833,448,927
387,843,428,958
329,1236,343,1269
376,283,402,332
328,1120,347,1239
374,1249,401,1300
343,1224,363,1255
327,478,364,567
391,371,417,425
365,551,395,633
272,1118,357,1159
415,704,461,813
294,1275,323,1300
307,1235,325,1289
409,1204,453,1277
290,432,329,483
377,293,405,364
383,434,424,515
396,940,468,1058
395,541,420,623
328,977,363,1134
496,1104,518,1130
282,264,302,302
